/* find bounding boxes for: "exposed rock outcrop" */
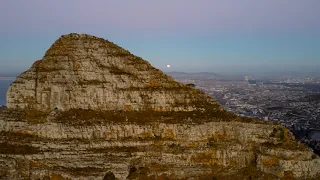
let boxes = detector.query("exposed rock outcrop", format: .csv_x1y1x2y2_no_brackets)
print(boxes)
1,33,319,180
6,33,214,112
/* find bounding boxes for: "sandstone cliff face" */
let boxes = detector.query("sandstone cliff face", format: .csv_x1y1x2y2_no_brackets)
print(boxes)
1,33,320,180
6,33,214,112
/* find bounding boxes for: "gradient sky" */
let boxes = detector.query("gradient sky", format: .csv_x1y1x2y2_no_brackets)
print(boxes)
0,0,320,75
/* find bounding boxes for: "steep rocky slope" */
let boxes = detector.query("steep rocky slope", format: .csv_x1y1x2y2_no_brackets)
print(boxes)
6,33,214,112
1,33,319,180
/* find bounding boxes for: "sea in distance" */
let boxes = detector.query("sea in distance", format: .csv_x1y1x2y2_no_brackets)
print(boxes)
0,80,14,105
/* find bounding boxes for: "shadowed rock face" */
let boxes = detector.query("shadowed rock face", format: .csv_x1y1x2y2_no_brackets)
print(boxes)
1,33,320,180
6,33,215,112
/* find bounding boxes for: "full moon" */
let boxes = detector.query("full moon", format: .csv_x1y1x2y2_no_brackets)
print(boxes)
166,64,171,68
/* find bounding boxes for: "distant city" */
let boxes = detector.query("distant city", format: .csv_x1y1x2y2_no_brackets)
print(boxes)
168,72,320,155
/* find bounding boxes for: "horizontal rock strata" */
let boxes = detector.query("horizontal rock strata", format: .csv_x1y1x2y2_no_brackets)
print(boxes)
1,33,319,179
0,114,319,179
6,33,215,112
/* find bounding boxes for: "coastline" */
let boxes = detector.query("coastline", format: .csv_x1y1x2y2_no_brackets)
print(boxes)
0,77,16,81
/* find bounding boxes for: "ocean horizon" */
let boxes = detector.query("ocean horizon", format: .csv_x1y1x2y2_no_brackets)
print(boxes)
0,80,14,105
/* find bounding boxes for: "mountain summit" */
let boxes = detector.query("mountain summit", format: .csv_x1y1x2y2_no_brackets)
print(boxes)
7,33,215,112
0,33,319,179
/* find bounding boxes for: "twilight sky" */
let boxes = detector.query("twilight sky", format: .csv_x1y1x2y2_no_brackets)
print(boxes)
0,0,319,75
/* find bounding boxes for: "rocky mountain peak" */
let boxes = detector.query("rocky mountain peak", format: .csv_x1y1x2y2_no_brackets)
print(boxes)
1,33,319,179
6,33,215,112
43,33,127,58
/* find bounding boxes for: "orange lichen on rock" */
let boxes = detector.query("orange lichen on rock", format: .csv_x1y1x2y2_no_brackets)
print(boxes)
262,156,279,167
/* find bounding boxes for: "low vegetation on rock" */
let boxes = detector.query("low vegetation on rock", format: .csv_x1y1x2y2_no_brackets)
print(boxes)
0,33,319,179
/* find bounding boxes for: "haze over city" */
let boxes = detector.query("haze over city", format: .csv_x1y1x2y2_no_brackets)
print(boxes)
0,0,319,75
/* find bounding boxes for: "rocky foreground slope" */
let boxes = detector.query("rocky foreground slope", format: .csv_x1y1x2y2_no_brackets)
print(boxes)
1,33,320,180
